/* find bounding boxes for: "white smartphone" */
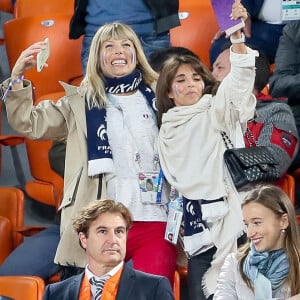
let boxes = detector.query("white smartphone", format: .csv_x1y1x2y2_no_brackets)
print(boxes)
36,38,50,72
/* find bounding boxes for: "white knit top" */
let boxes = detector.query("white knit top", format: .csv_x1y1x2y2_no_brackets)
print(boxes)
105,90,167,221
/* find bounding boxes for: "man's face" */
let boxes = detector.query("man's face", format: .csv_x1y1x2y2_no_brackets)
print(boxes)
79,212,127,271
211,49,231,81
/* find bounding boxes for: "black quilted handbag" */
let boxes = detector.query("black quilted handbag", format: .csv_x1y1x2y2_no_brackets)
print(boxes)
221,131,280,190
223,147,281,189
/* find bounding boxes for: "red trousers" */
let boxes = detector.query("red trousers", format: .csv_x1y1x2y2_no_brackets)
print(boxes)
125,221,177,286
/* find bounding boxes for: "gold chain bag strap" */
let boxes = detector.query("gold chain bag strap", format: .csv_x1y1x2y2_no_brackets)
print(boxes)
220,130,280,190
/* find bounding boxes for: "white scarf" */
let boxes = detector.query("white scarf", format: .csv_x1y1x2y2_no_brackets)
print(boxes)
158,95,245,296
158,95,227,200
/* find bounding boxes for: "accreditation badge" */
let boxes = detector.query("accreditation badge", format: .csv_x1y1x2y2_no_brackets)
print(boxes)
138,171,161,204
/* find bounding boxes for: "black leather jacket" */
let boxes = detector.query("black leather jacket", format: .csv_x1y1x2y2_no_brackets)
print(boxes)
69,0,180,39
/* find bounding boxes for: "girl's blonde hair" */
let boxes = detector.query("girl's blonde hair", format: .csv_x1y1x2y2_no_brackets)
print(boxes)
238,184,300,295
80,22,158,109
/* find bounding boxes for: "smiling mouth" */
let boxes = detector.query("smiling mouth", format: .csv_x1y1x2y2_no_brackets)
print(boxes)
251,238,262,245
111,59,126,65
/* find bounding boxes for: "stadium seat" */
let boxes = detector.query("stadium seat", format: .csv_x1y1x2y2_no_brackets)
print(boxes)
0,216,13,264
170,0,219,68
0,275,45,300
173,270,180,300
0,187,61,284
3,14,83,101
0,0,13,14
24,91,65,209
14,0,74,18
0,187,25,248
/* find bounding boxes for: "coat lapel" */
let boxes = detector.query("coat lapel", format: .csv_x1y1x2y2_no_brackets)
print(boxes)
116,264,136,300
67,273,84,299
60,81,87,137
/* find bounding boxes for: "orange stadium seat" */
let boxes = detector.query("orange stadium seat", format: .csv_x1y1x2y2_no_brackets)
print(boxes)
290,168,300,224
0,187,25,249
173,269,180,300
276,173,295,206
170,0,219,68
3,14,83,101
0,216,13,264
14,0,74,18
0,275,45,300
0,187,61,284
0,0,13,14
23,91,65,209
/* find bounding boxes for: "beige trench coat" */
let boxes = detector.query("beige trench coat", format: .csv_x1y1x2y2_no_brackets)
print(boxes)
5,80,106,267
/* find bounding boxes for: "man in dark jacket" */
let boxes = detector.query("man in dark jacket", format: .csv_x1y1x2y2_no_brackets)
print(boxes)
269,21,300,173
43,199,174,300
69,0,180,72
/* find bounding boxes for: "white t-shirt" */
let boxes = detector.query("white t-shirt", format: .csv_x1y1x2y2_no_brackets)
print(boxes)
258,0,283,24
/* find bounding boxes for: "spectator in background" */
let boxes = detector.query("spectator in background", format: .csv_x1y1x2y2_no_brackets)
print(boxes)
214,184,300,299
69,0,180,72
210,0,284,66
269,21,300,174
44,199,175,300
149,46,198,73
212,44,298,180
4,22,177,283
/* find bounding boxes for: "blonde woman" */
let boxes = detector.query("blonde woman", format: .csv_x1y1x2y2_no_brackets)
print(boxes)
3,22,176,282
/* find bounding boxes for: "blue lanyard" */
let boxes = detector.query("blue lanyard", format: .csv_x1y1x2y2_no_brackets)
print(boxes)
156,169,164,204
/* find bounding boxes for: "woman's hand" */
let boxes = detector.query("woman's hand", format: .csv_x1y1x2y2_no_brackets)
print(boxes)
11,40,48,79
230,0,248,23
230,0,248,54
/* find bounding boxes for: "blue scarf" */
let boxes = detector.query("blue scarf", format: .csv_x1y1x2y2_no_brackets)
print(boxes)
182,197,224,257
243,242,289,300
85,69,156,177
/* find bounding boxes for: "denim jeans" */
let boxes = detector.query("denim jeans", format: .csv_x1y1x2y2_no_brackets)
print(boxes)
81,31,170,74
0,225,61,280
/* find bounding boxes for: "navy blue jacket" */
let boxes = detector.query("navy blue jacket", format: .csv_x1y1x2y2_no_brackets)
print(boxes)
43,263,175,300
241,0,264,18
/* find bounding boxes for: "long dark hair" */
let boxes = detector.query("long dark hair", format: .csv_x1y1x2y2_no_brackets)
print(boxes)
156,54,220,127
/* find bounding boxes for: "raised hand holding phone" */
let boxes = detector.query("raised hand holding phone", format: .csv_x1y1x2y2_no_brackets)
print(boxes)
36,38,50,72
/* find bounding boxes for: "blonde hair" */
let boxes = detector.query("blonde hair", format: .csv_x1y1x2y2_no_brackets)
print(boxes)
80,22,158,109
238,184,300,295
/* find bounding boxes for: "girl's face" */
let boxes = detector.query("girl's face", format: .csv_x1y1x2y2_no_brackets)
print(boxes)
100,39,137,78
243,202,288,252
168,64,204,107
